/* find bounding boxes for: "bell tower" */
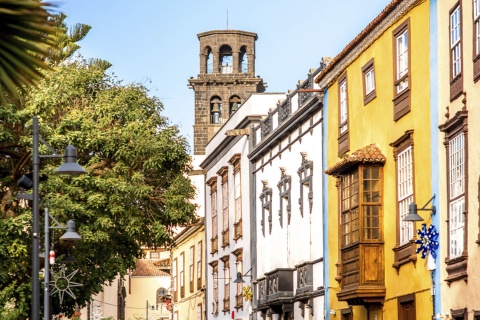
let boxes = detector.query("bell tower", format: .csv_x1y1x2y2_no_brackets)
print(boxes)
188,30,266,155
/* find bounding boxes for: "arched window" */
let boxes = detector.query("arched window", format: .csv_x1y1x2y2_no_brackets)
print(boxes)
206,47,213,74
229,96,241,115
240,46,248,73
210,97,222,124
219,45,233,74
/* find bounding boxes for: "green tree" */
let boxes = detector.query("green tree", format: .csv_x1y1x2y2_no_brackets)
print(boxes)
0,60,197,318
0,0,56,101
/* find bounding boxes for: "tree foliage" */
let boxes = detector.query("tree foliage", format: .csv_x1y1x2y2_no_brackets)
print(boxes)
0,60,197,318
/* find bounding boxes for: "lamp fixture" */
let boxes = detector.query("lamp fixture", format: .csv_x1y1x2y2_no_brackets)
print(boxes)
15,116,86,320
403,195,436,222
233,268,252,284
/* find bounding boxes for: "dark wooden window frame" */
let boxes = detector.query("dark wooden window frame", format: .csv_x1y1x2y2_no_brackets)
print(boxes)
278,167,292,226
391,130,418,271
439,109,468,284
362,58,377,105
173,258,178,302
450,2,464,101
197,241,202,289
398,294,416,320
189,245,195,293
197,303,203,320
220,255,230,313
210,260,219,316
260,180,273,236
451,307,467,320
338,72,349,156
180,251,185,298
232,248,244,310
392,18,411,121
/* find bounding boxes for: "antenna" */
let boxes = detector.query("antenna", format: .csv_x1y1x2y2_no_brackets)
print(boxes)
227,10,229,30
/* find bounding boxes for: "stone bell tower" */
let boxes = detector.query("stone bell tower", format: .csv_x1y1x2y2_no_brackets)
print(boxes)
188,30,266,155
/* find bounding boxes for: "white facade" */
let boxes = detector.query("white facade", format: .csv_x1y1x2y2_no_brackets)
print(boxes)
201,93,285,320
249,66,325,320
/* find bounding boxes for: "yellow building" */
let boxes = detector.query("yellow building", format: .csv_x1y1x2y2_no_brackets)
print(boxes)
437,0,480,318
316,0,437,319
170,219,205,320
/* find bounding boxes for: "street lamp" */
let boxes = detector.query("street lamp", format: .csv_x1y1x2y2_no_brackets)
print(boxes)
17,116,86,320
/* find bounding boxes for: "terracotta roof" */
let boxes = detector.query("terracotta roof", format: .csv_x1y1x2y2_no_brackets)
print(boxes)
130,259,171,278
325,144,386,177
314,0,401,84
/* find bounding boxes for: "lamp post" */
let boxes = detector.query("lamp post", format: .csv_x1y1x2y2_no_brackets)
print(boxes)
21,116,86,320
43,207,81,320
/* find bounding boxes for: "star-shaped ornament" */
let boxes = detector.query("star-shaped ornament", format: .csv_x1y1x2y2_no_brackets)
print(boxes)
50,264,83,304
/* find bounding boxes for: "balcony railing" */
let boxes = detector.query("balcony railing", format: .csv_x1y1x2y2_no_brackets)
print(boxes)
211,236,218,254
296,262,313,296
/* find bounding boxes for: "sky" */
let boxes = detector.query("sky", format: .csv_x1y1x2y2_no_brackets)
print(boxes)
59,0,391,152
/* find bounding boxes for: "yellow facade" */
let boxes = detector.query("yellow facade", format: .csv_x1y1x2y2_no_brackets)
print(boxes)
171,222,205,320
319,0,435,319
438,0,480,317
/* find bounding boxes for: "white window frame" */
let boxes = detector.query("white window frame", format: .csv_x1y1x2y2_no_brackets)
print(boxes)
451,6,462,78
448,133,465,258
339,79,348,134
475,0,480,55
396,29,409,93
365,68,375,95
397,146,414,245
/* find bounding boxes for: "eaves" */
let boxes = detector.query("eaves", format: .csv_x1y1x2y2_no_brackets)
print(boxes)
248,94,323,162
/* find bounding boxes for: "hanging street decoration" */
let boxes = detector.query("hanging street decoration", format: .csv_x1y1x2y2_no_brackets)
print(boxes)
242,285,253,301
50,265,83,304
415,223,439,270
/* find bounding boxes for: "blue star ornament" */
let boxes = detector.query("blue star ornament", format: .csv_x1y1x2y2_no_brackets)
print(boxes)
415,223,439,259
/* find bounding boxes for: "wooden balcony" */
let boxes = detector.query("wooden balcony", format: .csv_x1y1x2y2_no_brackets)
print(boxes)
210,236,218,254
233,220,242,241
337,243,385,307
221,228,230,248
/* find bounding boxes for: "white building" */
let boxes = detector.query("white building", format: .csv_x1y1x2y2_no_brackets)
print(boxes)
248,65,326,320
201,93,285,320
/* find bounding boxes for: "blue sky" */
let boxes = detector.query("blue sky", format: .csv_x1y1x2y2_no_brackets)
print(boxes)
60,0,391,152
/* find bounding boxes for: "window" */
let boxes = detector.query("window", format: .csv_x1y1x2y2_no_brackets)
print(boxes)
259,181,272,236
219,45,233,74
392,131,417,270
338,73,349,156
339,165,384,298
393,19,411,120
206,47,213,74
240,46,248,73
341,308,353,320
398,294,416,320
150,251,159,259
474,0,480,80
439,110,468,284
180,252,185,298
211,262,219,315
173,258,178,302
229,96,241,115
189,246,195,292
229,154,243,240
218,166,229,248
232,248,243,309
174,311,178,320
222,258,230,312
207,177,218,254
298,152,313,217
450,4,463,100
362,58,376,105
451,6,462,78
278,168,292,226
448,133,465,259
325,146,386,305
197,241,202,289
451,308,467,320
210,97,222,124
